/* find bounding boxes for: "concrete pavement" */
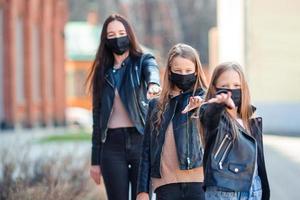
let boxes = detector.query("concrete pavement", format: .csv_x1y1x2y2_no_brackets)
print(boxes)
263,135,300,200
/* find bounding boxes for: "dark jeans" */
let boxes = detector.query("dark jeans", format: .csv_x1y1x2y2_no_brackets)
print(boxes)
155,182,205,200
100,127,143,200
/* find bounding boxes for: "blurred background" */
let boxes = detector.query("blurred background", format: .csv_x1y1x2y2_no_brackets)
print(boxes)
0,0,299,199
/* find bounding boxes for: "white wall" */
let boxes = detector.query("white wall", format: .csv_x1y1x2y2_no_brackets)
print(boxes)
217,0,300,134
217,0,245,67
246,0,300,134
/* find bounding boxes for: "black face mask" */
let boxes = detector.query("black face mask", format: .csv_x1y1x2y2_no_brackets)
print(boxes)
216,88,242,109
106,36,130,55
170,72,197,91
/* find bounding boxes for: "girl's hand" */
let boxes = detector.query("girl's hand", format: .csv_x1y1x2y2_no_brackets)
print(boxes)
147,84,162,99
207,92,235,109
137,192,150,200
90,165,102,185
182,96,204,114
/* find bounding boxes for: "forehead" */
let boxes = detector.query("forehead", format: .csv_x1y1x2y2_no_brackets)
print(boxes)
216,69,241,85
171,56,195,69
107,20,126,32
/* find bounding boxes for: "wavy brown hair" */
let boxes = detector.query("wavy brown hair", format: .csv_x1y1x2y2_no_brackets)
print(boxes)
86,13,143,108
205,62,253,134
152,43,208,134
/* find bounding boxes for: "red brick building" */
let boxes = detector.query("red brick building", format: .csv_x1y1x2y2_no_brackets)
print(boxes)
0,0,68,129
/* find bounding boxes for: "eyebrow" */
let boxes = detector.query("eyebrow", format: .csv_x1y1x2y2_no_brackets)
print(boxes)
172,66,194,70
107,30,126,34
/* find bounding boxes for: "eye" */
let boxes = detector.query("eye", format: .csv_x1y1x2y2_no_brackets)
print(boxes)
118,30,127,36
107,33,116,39
220,85,229,88
120,32,126,36
234,84,241,88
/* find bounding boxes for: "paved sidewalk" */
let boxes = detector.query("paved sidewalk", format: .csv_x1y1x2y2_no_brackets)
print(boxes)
263,135,300,200
1,131,300,199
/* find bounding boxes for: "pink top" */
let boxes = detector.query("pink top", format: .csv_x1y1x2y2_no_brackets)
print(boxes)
151,122,204,191
107,89,134,129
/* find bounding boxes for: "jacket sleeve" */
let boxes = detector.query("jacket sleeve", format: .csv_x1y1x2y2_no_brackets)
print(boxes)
200,103,226,131
141,53,160,87
137,100,156,194
91,96,102,166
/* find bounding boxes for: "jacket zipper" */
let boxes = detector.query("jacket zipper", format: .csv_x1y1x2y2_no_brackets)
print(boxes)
214,133,231,159
102,74,114,142
246,131,258,188
186,98,191,169
218,141,232,169
237,124,258,185
130,70,145,125
102,91,115,142
135,65,140,86
105,76,114,88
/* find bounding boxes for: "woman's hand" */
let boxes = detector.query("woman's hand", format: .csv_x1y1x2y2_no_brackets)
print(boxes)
136,192,150,200
182,96,204,114
207,92,235,109
147,84,162,99
90,165,102,185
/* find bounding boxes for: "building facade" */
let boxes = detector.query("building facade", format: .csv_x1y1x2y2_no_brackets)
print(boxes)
0,0,68,130
212,0,300,134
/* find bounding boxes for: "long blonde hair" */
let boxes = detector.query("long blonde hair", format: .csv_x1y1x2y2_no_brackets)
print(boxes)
205,62,253,134
153,43,208,133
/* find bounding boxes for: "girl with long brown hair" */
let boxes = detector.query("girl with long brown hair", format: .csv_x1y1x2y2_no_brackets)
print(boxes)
87,13,161,200
188,62,270,200
137,43,207,200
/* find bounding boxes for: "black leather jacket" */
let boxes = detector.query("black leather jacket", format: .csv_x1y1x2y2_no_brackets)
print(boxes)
137,89,205,194
91,53,160,165
200,103,270,200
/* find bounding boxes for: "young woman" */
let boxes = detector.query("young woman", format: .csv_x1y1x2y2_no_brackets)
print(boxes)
87,14,161,200
137,43,208,200
195,62,270,200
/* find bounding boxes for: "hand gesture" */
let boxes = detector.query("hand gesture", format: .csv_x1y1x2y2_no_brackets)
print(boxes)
147,84,162,99
182,96,204,114
207,91,235,109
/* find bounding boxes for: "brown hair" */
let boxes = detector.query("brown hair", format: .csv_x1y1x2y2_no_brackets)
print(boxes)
86,13,143,108
153,43,208,134
205,62,253,134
